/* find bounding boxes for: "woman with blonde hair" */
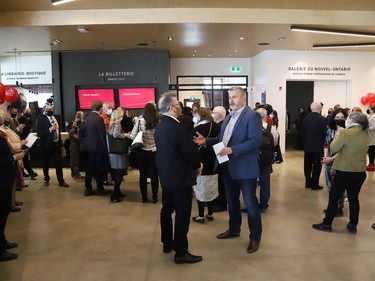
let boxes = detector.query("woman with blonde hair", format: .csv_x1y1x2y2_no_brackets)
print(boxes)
108,108,127,203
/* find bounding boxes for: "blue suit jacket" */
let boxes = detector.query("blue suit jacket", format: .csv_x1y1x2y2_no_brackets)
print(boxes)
206,106,262,180
83,112,107,152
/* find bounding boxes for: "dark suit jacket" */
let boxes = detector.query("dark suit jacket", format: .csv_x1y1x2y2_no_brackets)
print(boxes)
0,136,18,186
206,106,262,180
155,115,201,189
83,111,107,152
301,112,327,154
36,113,61,150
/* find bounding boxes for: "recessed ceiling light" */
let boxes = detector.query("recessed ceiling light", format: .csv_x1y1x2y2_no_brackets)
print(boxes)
137,43,149,46
277,37,286,41
235,50,238,53
229,54,232,57
78,26,89,33
240,37,245,40
168,37,173,41
208,54,211,57
194,50,197,52
52,0,75,5
192,54,195,57
258,43,270,46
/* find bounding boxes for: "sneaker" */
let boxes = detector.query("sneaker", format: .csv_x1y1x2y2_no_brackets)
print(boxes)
192,216,205,223
205,214,214,221
312,223,332,232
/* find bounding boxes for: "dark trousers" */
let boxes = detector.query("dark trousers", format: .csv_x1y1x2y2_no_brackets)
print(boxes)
111,168,125,197
368,145,375,165
85,151,109,191
160,187,192,257
0,181,12,253
22,150,35,175
41,141,64,183
136,150,159,200
197,200,213,217
212,173,227,209
304,151,323,188
323,171,366,227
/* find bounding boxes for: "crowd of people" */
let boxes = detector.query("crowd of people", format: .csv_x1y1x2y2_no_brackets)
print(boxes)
1,91,375,264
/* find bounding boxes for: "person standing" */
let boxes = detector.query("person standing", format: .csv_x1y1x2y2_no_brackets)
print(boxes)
82,100,110,196
155,92,203,264
128,103,160,203
366,106,375,171
194,86,263,254
191,107,220,223
36,104,69,187
0,123,26,261
300,102,327,190
313,112,369,233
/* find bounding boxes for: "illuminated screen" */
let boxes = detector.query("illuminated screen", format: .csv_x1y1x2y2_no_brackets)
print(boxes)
77,89,115,110
119,88,155,109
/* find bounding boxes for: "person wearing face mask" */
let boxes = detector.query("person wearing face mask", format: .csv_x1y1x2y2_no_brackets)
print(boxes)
18,108,38,180
366,107,375,171
36,104,69,188
100,102,113,134
313,112,369,234
8,106,25,137
321,108,348,217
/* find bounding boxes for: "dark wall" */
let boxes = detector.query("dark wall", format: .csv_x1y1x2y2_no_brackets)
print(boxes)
52,50,170,125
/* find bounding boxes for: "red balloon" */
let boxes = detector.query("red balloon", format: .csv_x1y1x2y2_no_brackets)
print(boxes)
367,92,375,100
4,87,19,104
0,83,5,102
369,101,375,107
360,96,368,105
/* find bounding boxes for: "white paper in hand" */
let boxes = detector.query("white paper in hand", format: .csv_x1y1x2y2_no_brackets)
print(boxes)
25,133,38,148
213,142,229,164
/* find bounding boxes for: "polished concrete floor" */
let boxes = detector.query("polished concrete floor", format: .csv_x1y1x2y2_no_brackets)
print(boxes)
1,150,375,281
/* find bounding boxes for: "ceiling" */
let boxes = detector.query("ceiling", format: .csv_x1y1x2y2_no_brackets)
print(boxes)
0,0,375,57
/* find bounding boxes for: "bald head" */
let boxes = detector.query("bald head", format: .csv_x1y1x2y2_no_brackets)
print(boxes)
212,106,226,123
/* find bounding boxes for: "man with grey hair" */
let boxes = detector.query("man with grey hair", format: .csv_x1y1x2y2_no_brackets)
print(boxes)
301,101,327,190
212,106,227,124
155,92,203,264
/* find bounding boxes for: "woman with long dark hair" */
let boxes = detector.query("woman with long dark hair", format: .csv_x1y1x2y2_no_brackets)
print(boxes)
129,103,160,203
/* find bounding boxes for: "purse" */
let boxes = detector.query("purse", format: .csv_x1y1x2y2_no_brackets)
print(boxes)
130,121,144,152
107,134,128,154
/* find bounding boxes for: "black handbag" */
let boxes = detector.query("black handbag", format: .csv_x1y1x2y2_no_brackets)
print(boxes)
106,134,128,154
130,121,144,152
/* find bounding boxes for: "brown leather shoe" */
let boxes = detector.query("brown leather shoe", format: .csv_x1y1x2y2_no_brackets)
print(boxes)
247,240,260,254
216,230,240,239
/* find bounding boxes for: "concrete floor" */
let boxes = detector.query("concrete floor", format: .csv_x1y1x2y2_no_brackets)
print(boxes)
1,150,375,281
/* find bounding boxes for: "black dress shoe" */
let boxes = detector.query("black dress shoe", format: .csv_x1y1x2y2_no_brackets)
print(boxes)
311,185,324,190
174,252,203,264
247,240,260,254
10,206,21,213
312,222,332,232
59,182,69,188
205,214,214,221
5,241,18,249
84,189,97,196
43,181,50,187
0,251,18,262
346,223,357,234
216,229,240,239
97,189,111,195
163,244,173,254
110,196,123,203
15,201,23,206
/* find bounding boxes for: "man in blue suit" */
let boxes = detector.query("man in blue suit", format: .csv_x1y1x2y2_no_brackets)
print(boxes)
194,86,263,253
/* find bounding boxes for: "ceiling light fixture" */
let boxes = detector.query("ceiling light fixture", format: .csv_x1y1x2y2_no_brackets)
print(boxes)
52,0,75,5
168,37,173,41
291,26,375,38
239,37,245,40
78,26,89,33
312,42,375,49
277,37,286,41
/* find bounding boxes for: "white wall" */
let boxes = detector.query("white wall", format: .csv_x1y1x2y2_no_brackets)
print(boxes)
314,81,348,115
252,50,375,152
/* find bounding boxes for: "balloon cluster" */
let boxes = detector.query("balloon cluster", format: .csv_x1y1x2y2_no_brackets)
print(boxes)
361,92,375,107
0,83,19,105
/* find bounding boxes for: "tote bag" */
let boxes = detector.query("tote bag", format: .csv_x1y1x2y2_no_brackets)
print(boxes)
107,134,128,154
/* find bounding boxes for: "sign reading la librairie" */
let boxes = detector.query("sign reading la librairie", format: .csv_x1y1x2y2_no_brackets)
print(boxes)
288,66,351,77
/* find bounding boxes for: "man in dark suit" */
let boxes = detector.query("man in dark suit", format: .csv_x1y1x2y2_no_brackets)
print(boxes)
82,100,110,196
194,87,263,254
0,124,26,261
36,104,69,187
301,101,327,190
155,92,203,264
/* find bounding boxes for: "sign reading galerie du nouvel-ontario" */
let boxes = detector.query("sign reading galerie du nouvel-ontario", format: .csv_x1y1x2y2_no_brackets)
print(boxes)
288,66,351,78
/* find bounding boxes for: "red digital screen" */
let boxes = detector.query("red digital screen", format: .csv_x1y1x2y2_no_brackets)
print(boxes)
119,88,155,109
77,89,115,110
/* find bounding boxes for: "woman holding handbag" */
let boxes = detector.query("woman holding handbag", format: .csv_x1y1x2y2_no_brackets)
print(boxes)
127,103,160,203
108,108,128,203
191,107,220,223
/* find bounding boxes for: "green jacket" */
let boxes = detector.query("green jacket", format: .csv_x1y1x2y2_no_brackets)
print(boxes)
331,125,369,172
